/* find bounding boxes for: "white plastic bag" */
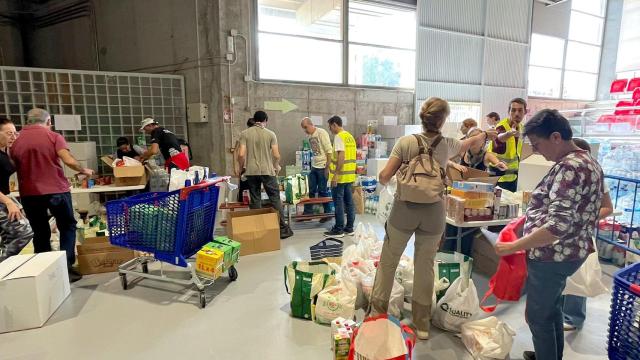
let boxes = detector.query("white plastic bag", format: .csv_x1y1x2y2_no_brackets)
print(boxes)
563,251,609,297
314,266,357,324
388,279,405,319
376,176,396,223
432,277,479,332
461,316,516,360
396,256,414,299
168,166,211,191
112,156,142,167
354,222,379,260
432,276,451,315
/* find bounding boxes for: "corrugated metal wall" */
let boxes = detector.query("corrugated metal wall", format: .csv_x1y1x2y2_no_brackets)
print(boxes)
416,0,533,124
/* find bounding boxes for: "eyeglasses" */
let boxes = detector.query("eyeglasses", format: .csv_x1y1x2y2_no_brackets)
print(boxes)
1,131,18,138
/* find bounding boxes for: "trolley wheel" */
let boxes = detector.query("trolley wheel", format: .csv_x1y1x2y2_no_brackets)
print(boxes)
119,274,128,290
228,266,238,281
199,291,207,309
141,262,149,274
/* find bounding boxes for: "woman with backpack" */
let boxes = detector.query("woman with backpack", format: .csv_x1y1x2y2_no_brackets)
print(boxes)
370,97,497,340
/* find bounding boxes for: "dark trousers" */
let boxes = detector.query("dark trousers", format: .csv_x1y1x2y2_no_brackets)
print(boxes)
526,259,584,360
237,178,250,202
304,167,331,214
441,224,476,256
246,175,288,229
21,192,77,268
331,182,355,233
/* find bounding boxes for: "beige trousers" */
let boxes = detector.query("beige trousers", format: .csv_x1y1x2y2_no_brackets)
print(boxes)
370,198,445,332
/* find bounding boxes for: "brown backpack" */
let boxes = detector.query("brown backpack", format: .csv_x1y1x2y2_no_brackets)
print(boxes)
396,134,446,203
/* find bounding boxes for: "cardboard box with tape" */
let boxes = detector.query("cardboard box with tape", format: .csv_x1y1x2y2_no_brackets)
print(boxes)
76,236,135,275
226,208,280,256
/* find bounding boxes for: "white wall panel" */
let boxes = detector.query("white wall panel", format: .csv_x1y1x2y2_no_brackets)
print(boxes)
418,0,486,35
486,0,532,43
416,28,484,84
416,81,482,102
481,86,527,120
483,40,528,88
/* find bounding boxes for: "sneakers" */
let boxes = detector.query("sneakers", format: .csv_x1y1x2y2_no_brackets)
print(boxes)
416,330,429,340
68,267,83,283
523,351,536,360
344,230,355,236
563,322,578,331
324,229,344,238
280,227,294,239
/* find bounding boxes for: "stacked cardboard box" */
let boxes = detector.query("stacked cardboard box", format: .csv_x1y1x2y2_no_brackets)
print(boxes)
195,247,224,279
76,236,135,275
447,182,496,223
331,317,356,360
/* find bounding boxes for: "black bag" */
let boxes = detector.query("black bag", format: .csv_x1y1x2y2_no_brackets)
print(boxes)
309,238,343,261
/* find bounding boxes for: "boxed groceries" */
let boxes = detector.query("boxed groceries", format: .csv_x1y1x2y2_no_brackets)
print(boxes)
453,181,495,193
213,236,241,264
0,252,70,333
195,247,224,279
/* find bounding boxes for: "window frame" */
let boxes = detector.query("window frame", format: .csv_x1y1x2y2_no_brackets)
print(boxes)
253,0,417,90
527,3,608,102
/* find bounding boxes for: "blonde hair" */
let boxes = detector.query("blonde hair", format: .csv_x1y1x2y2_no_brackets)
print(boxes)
419,97,450,133
462,118,478,129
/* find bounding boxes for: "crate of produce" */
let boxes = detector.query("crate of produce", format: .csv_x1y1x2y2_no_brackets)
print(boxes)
607,262,640,360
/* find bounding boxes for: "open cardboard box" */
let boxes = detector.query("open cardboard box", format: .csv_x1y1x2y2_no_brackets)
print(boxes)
446,166,500,185
226,208,280,256
100,156,148,186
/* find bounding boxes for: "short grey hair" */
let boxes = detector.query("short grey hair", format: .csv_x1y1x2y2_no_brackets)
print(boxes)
26,108,50,125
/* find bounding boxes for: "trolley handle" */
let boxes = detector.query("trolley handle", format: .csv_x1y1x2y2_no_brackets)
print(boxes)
179,177,229,200
631,284,640,296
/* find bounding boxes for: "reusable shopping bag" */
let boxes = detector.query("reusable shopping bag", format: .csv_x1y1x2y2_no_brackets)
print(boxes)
461,316,516,360
310,238,344,261
352,186,365,214
480,217,527,313
563,250,609,297
314,265,357,324
284,261,336,320
376,177,396,223
432,277,480,332
348,314,416,360
283,174,308,204
431,276,451,315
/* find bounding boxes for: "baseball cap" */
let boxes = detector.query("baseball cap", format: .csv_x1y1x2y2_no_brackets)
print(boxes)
140,117,157,131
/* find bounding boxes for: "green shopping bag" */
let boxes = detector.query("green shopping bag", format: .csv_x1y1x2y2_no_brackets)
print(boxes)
284,261,336,320
434,251,473,301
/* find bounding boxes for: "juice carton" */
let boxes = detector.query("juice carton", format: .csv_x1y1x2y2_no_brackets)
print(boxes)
195,248,224,279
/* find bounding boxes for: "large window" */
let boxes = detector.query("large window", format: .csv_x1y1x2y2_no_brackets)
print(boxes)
256,0,416,88
616,0,640,76
527,0,606,101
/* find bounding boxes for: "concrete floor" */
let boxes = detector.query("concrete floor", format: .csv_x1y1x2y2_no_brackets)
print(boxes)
0,215,613,360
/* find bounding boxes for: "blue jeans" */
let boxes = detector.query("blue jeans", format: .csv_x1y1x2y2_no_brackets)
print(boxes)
21,192,77,268
526,259,585,360
331,182,355,233
304,167,331,214
562,295,587,329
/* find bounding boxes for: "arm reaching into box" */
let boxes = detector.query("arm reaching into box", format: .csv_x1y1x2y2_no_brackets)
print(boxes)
57,149,93,176
140,143,160,161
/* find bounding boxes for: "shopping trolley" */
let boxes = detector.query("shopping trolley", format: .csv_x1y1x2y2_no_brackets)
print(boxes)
105,178,235,308
607,262,640,359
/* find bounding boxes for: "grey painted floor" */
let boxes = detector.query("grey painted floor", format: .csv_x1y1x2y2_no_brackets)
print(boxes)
0,215,613,360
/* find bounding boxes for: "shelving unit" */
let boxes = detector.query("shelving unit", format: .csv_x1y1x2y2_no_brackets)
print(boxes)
0,66,187,171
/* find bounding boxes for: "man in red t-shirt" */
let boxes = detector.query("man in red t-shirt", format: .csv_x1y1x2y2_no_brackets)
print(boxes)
11,108,94,283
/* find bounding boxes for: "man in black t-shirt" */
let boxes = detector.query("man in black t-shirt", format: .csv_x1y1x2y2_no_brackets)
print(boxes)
139,117,190,171
0,117,33,262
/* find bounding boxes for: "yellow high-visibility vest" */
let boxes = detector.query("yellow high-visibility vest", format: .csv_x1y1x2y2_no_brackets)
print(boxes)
329,130,357,184
488,118,523,183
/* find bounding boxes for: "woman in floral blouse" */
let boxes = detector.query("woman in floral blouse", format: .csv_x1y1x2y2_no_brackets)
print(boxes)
494,109,603,360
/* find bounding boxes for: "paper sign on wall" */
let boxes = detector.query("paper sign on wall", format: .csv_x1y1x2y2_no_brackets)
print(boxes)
54,115,82,131
342,117,348,126
310,116,323,126
383,116,398,126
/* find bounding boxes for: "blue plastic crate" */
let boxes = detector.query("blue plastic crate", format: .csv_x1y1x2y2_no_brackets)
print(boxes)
608,262,640,360
105,181,221,267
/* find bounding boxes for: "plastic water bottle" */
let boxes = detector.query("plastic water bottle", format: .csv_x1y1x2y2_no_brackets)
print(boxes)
184,179,192,187
194,171,200,184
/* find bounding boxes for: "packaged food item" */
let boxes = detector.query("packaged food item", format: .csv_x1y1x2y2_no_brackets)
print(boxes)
195,248,223,279
453,181,495,193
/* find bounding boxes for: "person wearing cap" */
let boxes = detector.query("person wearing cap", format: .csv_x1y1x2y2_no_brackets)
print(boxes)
237,110,294,239
10,108,94,283
139,117,189,171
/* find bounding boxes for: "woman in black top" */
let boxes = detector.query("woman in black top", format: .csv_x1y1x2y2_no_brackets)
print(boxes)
458,128,508,173
116,137,142,160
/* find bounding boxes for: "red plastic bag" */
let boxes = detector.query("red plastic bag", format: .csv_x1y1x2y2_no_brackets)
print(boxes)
165,152,190,171
480,216,527,313
348,314,416,360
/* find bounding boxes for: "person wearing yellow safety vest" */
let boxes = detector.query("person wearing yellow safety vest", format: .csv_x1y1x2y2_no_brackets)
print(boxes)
488,98,527,192
324,116,357,238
